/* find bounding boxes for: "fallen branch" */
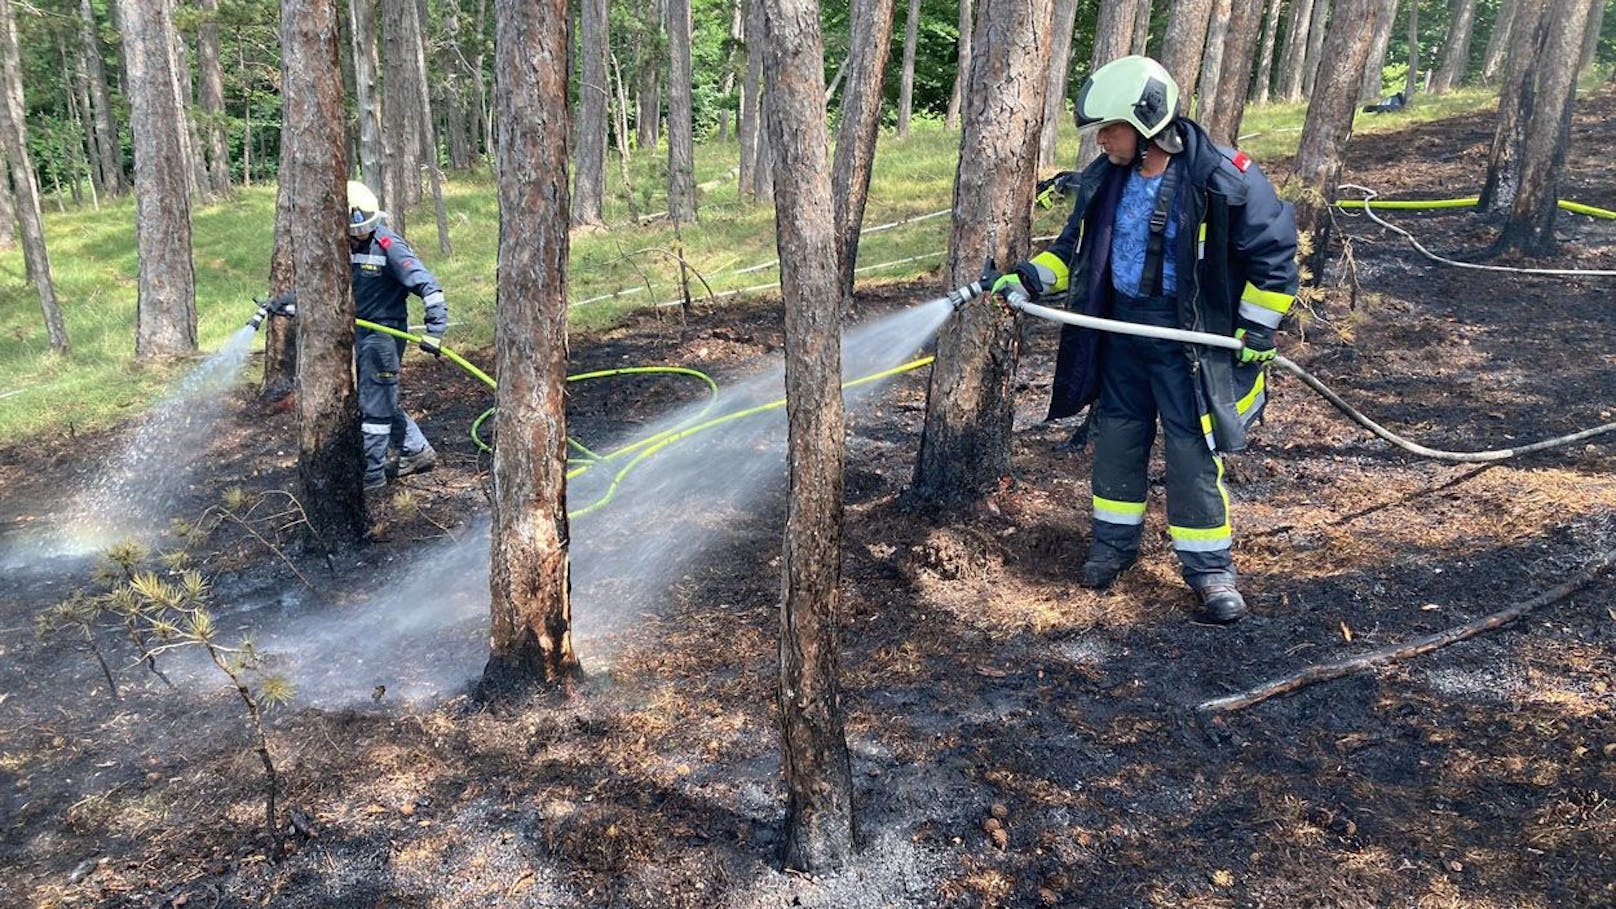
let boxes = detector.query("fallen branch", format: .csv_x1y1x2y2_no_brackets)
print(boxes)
1198,547,1616,715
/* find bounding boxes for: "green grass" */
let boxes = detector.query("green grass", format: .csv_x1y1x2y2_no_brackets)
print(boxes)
0,85,1514,442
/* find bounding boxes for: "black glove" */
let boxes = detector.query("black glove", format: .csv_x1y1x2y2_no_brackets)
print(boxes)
420,334,444,358
1236,327,1276,364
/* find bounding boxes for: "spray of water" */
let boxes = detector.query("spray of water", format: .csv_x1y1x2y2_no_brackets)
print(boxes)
259,298,957,705
1,326,261,566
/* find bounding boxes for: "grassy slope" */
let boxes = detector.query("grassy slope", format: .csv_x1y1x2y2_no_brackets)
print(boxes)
0,86,1506,440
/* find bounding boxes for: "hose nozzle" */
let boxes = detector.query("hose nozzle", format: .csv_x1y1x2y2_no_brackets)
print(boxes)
946,280,985,311
246,293,299,331
246,305,270,331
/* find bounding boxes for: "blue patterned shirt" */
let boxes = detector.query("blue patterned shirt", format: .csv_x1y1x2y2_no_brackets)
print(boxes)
1111,167,1178,297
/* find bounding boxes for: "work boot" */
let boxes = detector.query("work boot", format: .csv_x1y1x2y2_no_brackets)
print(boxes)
389,444,437,479
1192,582,1248,625
1079,553,1137,590
363,472,388,493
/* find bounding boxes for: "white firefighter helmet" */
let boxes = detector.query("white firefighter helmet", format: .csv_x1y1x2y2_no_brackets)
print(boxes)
1073,55,1179,139
347,180,384,237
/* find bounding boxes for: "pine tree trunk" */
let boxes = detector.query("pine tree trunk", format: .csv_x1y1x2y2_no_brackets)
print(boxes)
666,0,697,221
1132,0,1152,53
1403,0,1418,98
1480,0,1516,83
197,0,232,196
831,0,897,308
1293,0,1394,277
1203,0,1267,143
350,0,384,185
1277,0,1315,100
1038,0,1079,166
897,0,921,137
1430,0,1477,93
79,0,124,193
0,166,15,248
739,0,760,198
572,0,608,226
1494,0,1600,256
1077,0,1137,166
1579,0,1605,72
759,0,855,871
484,0,578,691
1160,0,1213,103
262,155,297,402
165,11,209,202
0,0,67,353
1195,0,1233,119
283,0,365,551
1301,0,1331,96
406,0,450,255
1477,0,1544,212
122,0,199,361
914,0,1054,503
946,0,973,128
1359,0,1396,102
1253,0,1284,104
717,0,743,141
635,0,664,151
71,38,104,197
382,0,424,229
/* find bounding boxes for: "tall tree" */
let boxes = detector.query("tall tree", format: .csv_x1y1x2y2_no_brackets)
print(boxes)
1477,0,1544,212
1579,0,1605,73
1159,0,1214,104
122,0,198,360
381,0,424,231
77,0,123,193
283,0,365,546
1131,0,1152,53
896,0,922,136
572,0,608,226
1480,0,1517,83
166,12,210,202
1276,0,1316,100
634,0,665,151
946,0,973,128
1076,0,1137,166
1300,0,1331,96
0,0,67,353
349,0,384,185
196,0,232,197
1430,0,1478,93
738,0,762,196
1038,0,1080,166
1359,0,1397,101
831,0,897,310
262,131,297,402
913,0,1054,501
760,0,854,871
1203,0,1268,143
1292,0,1395,276
1252,0,1284,104
666,0,697,221
1492,0,1601,255
1194,0,1233,119
484,0,578,690
1402,0,1418,97
406,0,451,255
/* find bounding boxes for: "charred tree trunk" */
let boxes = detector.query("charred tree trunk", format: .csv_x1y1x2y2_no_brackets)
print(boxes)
759,0,855,871
947,0,974,128
666,0,697,221
484,0,578,691
1038,0,1080,166
572,0,608,226
1477,0,1544,213
1159,0,1213,104
913,0,1054,503
1203,0,1267,143
831,0,897,310
79,0,124,193
1359,0,1397,102
1480,0,1517,83
283,0,366,548
123,0,198,361
1077,0,1138,166
197,0,232,196
1430,0,1477,93
897,0,922,137
1292,0,1394,278
1493,0,1600,256
350,0,384,185
1253,0,1283,104
0,0,67,353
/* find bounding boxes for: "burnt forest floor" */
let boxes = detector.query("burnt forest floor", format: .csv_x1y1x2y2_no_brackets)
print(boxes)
2,92,1615,909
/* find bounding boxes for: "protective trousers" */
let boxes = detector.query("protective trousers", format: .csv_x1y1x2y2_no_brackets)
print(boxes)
357,330,430,485
1088,294,1235,587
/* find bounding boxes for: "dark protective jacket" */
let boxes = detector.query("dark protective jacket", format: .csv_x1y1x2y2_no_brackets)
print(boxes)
350,228,448,335
1040,117,1298,453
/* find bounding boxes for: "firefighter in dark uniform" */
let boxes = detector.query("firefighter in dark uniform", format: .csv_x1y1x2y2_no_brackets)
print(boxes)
347,181,448,492
993,56,1299,624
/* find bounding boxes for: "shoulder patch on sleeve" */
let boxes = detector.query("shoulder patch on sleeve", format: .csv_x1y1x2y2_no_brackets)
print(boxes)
1231,151,1251,173
377,235,392,250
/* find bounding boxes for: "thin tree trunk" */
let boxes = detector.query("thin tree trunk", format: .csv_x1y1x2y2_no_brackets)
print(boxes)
666,0,697,221
196,0,232,196
832,0,898,309
897,0,921,137
441,0,471,169
122,0,198,360
262,148,297,402
717,0,743,141
1195,0,1233,119
239,33,252,186
1039,0,1080,166
572,0,608,226
1204,0,1267,143
1159,0,1214,104
167,18,209,202
0,0,68,352
0,167,14,248
1277,0,1315,100
914,0,1055,502
471,0,492,160
1301,0,1331,96
1430,0,1477,93
1253,0,1283,104
1402,0,1418,98
70,31,104,197
1359,0,1397,102
79,0,124,193
947,0,974,128
759,0,854,871
1579,0,1605,73
382,0,424,230
484,0,578,691
1077,0,1137,166
1494,0,1600,256
1477,0,1544,212
1132,0,1152,53
635,0,665,151
405,0,451,255
1480,0,1516,83
1293,0,1394,277
350,0,384,185
740,0,765,199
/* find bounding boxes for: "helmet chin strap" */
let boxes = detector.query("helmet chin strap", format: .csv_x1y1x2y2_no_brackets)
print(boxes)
1133,128,1148,170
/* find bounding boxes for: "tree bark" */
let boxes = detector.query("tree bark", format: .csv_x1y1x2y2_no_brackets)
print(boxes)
262,149,297,402
1132,0,1152,54
1359,0,1397,102
350,0,384,185
759,0,855,871
1194,0,1233,119
1292,0,1394,278
1494,0,1600,256
196,0,232,196
897,0,922,137
742,0,774,203
1430,0,1477,93
1477,0,1544,212
167,15,210,202
283,0,366,548
122,0,198,361
70,26,104,197
484,0,578,691
1039,0,1080,166
1300,0,1331,96
1480,0,1516,83
0,167,15,248
1159,0,1214,105
1579,0,1605,73
572,0,608,226
79,0,124,193
947,0,974,128
1402,0,1418,98
0,0,68,353
1252,0,1283,104
913,0,1054,503
717,0,744,141
382,0,424,231
406,0,450,256
1276,0,1315,100
1076,0,1137,167
1203,0,1268,143
635,0,664,151
666,0,697,221
831,0,898,310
